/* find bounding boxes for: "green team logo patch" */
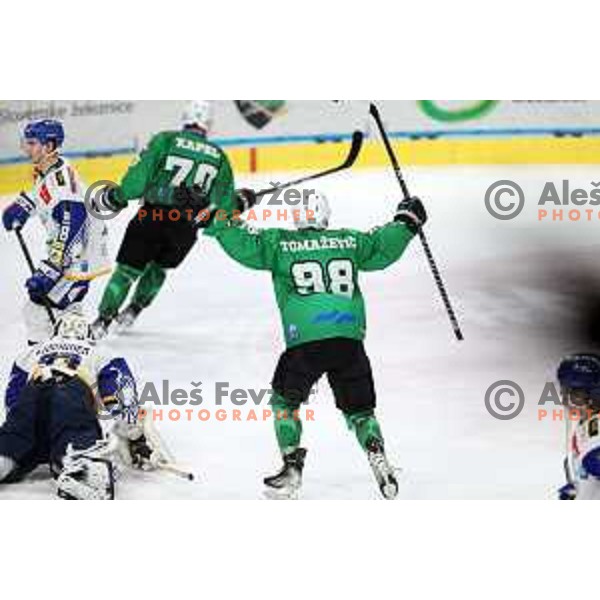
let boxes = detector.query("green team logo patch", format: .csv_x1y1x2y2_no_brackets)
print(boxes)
418,100,498,122
235,100,286,129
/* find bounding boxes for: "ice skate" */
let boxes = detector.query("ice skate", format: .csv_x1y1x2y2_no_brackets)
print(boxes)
264,448,307,500
115,304,143,332
366,438,398,500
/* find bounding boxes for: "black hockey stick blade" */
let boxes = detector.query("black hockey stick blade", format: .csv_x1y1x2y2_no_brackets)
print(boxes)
15,227,57,327
255,130,364,199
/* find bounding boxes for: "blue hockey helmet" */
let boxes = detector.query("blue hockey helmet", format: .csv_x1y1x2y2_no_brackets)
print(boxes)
23,119,65,148
557,354,600,405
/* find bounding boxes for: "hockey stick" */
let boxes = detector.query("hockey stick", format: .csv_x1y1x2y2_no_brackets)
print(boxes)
14,227,57,327
193,131,363,229
254,130,364,199
564,410,575,486
369,103,464,341
141,412,195,481
153,460,195,481
68,432,195,481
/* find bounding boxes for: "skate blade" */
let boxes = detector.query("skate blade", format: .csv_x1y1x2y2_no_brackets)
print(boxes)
381,479,399,500
91,325,110,342
114,318,135,334
263,486,300,500
371,463,402,500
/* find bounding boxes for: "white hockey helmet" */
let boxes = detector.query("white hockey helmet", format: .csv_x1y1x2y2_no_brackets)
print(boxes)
54,313,91,342
294,190,331,230
182,100,213,133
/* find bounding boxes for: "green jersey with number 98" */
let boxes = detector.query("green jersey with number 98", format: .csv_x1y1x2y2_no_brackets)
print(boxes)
112,129,235,212
207,218,416,348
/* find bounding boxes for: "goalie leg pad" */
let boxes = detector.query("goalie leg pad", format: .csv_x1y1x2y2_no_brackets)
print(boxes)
57,455,115,500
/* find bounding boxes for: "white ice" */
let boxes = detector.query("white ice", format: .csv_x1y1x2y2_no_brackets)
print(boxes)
1,163,598,499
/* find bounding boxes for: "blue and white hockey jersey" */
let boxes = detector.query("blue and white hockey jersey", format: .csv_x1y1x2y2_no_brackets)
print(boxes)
5,336,138,421
22,158,110,281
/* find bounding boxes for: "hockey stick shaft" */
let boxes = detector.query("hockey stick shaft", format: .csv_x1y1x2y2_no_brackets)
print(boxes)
76,434,195,481
564,414,575,485
14,227,57,327
369,103,464,341
155,460,195,481
140,410,194,480
254,130,364,199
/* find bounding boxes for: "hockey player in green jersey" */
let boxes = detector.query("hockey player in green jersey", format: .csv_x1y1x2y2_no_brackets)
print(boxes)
91,101,236,339
205,189,427,499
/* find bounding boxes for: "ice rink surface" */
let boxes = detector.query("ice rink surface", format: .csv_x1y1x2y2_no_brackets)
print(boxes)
1,163,599,499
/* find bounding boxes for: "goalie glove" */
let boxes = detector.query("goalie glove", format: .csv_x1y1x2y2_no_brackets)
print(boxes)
394,196,427,233
107,418,155,470
106,406,173,471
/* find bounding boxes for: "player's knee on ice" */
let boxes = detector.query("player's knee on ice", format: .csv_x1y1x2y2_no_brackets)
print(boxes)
0,456,16,481
0,379,102,476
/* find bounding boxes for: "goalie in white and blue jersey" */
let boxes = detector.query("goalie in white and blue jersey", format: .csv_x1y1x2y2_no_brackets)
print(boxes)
0,314,158,500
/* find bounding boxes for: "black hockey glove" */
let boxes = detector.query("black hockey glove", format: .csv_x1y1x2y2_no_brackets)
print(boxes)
173,184,215,229
173,184,211,211
394,196,427,233
91,185,123,217
235,188,257,213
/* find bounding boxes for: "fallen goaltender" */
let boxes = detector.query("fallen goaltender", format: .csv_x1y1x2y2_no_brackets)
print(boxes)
0,313,193,499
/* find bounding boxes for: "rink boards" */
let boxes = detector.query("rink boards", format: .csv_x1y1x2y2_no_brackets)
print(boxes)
1,136,600,197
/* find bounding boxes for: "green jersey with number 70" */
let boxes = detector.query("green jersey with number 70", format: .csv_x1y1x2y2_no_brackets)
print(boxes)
207,218,416,348
110,129,235,211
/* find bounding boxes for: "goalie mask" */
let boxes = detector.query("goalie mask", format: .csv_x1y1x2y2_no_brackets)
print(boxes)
53,314,92,342
182,100,213,133
294,190,331,230
558,353,600,410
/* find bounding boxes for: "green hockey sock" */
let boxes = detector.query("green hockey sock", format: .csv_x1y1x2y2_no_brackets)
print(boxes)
343,410,384,452
131,262,167,309
271,394,303,455
98,263,143,319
